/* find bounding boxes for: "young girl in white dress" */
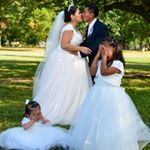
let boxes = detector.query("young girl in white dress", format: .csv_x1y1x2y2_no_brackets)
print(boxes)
0,100,67,150
64,36,150,150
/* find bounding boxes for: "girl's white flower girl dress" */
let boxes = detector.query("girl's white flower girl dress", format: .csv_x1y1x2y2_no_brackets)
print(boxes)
0,117,67,150
65,60,150,150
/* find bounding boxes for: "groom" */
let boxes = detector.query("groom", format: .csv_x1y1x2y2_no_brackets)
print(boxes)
80,4,108,81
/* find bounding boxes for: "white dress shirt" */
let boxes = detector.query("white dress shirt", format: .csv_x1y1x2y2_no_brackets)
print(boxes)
87,18,97,37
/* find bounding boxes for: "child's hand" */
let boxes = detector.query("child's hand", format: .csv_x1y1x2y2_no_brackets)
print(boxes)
96,45,102,59
30,114,38,122
100,45,108,58
36,112,43,120
37,112,50,124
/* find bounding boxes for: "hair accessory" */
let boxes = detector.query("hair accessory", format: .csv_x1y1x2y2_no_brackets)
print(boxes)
68,0,74,11
25,99,30,105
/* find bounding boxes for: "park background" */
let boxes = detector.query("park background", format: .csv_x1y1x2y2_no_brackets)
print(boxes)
0,0,150,149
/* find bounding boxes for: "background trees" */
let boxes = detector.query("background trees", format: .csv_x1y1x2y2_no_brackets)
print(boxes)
0,0,149,50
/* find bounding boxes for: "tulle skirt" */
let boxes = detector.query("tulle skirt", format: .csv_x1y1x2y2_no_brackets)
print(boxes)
33,48,92,125
0,124,67,150
64,80,150,150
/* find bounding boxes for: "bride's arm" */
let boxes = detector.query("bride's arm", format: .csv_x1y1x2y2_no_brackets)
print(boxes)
61,30,91,55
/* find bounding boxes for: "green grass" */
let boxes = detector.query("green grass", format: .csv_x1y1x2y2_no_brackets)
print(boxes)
0,48,150,149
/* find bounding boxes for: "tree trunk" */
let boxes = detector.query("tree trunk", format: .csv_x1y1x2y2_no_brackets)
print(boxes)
140,34,145,52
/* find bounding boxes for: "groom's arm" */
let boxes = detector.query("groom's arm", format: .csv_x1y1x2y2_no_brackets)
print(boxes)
80,27,108,58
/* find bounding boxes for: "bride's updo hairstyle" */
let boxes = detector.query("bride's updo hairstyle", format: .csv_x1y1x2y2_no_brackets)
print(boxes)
64,6,78,23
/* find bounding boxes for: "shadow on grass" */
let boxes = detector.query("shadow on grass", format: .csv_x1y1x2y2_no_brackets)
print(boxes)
124,62,150,78
0,60,40,79
126,63,150,71
0,48,43,52
0,59,36,131
0,54,43,59
0,49,32,52
0,86,31,131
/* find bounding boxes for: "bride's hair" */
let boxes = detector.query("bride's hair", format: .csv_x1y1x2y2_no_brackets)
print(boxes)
102,36,126,68
24,101,41,117
64,6,78,23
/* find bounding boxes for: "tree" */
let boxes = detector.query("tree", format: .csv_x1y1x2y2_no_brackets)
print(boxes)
102,0,150,23
0,0,57,46
0,0,149,50
101,9,150,50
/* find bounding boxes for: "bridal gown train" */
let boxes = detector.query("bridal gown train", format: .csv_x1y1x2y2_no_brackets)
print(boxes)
63,60,150,150
33,23,92,125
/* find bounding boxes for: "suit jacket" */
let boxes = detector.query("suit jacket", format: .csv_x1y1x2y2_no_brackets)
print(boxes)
81,19,108,67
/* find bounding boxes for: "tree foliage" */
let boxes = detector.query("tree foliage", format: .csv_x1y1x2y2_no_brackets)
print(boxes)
0,0,149,50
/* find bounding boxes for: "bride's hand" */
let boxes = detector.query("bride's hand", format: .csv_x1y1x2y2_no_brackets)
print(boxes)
79,47,92,55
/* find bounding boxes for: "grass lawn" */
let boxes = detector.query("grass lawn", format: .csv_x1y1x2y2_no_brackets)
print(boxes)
0,48,150,149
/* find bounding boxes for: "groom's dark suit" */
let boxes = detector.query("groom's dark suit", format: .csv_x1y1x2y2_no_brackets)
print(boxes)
81,19,108,67
80,19,108,82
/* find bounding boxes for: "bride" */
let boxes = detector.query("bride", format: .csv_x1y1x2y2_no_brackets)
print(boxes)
33,6,92,125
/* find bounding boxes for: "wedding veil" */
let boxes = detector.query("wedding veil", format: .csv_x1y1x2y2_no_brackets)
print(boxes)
33,11,65,97
33,0,74,97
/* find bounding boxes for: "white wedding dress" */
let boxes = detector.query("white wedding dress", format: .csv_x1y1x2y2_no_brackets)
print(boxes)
0,117,67,150
62,60,150,150
33,23,92,125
